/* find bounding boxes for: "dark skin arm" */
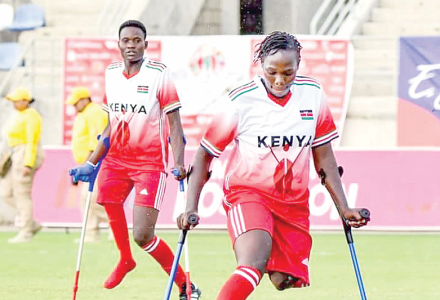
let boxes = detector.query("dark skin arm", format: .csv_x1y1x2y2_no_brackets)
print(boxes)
167,109,186,180
176,147,213,230
312,142,369,228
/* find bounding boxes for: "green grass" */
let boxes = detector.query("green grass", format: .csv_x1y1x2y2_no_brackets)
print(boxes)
0,230,439,300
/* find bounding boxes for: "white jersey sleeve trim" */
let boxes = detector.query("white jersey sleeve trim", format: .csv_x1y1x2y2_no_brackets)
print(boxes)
312,130,339,147
201,138,222,158
163,101,181,114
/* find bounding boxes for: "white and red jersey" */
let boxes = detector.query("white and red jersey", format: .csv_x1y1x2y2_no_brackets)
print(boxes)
102,59,181,172
201,75,338,206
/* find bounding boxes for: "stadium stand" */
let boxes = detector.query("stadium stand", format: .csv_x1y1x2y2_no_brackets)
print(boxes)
8,3,45,31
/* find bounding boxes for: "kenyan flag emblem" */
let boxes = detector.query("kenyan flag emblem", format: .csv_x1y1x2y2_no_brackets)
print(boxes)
300,110,313,120
137,85,149,94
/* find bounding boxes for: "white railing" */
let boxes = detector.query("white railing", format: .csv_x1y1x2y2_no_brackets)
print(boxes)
310,0,359,35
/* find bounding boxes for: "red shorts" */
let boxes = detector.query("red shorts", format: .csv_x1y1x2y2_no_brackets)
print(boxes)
96,162,167,210
225,192,312,287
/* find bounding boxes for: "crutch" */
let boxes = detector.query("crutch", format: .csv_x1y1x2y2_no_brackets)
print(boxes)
71,136,108,300
72,170,99,300
176,175,193,299
343,208,370,300
163,169,198,300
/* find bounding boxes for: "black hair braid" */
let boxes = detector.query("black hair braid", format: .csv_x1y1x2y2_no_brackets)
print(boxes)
119,20,147,39
253,31,302,63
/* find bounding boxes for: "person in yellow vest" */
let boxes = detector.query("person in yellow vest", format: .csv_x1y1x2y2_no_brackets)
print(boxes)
0,87,44,243
66,86,110,242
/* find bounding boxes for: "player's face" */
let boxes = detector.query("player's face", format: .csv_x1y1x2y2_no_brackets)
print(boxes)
118,26,148,64
262,49,299,98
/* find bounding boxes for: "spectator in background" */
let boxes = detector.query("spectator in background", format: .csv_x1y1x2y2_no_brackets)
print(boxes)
0,87,44,243
66,86,110,242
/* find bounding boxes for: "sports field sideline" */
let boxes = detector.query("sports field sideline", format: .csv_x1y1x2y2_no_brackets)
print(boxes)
1,229,439,300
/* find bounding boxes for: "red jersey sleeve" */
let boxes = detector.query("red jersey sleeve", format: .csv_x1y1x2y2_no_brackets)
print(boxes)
312,91,338,147
200,102,239,158
157,68,181,114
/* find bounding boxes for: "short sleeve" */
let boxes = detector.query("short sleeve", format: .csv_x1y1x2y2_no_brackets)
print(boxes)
157,68,181,114
200,101,239,158
312,91,338,147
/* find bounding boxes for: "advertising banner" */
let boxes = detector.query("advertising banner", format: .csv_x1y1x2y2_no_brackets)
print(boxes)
398,36,440,146
63,36,352,147
33,148,440,230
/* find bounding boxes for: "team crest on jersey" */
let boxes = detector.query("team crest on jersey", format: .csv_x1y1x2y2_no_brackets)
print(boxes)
137,85,149,94
300,110,313,120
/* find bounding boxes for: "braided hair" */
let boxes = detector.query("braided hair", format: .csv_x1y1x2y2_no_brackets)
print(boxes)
253,31,302,63
119,20,147,39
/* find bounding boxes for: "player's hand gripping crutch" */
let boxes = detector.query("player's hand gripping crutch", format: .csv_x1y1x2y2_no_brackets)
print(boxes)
163,169,198,300
69,137,109,300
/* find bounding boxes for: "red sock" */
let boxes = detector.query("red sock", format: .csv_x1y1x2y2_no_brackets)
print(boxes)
103,204,136,289
217,266,262,300
142,236,186,292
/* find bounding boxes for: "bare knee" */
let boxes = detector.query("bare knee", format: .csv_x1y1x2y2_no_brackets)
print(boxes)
133,228,155,247
132,206,159,247
234,230,272,274
269,272,297,291
239,256,269,274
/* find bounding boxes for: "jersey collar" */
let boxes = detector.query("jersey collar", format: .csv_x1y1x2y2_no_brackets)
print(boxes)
257,76,293,107
122,58,145,79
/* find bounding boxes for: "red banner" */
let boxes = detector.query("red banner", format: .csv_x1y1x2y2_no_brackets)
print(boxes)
33,147,440,230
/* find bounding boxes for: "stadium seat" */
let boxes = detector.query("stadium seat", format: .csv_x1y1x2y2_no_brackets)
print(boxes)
8,4,45,31
0,4,14,30
0,43,24,70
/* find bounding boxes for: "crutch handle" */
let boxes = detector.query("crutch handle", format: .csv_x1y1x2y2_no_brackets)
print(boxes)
359,209,370,219
188,214,199,225
343,209,370,244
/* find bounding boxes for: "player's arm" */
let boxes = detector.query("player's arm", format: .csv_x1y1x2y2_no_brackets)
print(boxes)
312,143,369,228
176,147,213,230
167,109,186,180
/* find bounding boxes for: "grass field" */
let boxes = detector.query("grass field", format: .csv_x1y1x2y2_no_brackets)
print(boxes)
1,229,439,300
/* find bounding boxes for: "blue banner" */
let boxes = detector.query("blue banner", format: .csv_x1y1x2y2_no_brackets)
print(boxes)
399,36,440,119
